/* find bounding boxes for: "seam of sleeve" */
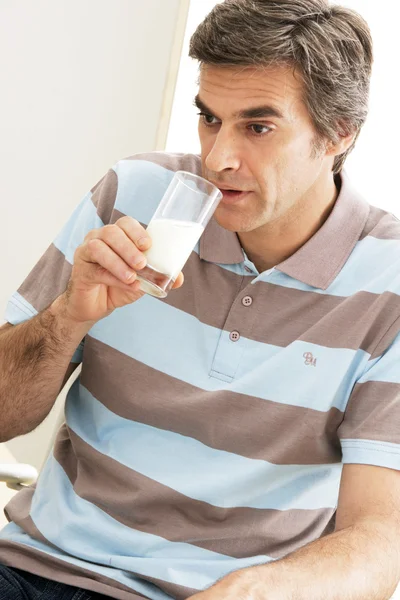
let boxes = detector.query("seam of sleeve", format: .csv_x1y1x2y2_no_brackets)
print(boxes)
9,296,37,317
365,311,400,368
341,441,400,456
343,446,400,456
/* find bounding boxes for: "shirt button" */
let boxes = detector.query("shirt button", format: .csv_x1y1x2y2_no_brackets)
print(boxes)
242,296,253,307
229,331,240,342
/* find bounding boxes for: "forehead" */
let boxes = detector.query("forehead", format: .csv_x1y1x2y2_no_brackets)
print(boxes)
198,64,306,121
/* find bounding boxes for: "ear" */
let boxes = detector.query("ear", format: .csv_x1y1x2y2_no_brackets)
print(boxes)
325,123,357,158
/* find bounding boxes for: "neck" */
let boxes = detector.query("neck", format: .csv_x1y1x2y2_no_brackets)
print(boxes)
238,173,340,273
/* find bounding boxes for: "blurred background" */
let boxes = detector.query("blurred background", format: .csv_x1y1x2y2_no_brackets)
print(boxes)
0,4,399,595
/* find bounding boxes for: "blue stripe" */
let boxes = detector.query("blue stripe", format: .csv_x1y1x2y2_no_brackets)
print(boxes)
341,439,400,470
53,192,104,264
66,381,342,510
113,160,175,226
0,522,171,600
26,453,274,590
88,298,370,412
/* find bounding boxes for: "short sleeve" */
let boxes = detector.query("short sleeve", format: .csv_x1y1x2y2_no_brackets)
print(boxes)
3,168,118,364
338,327,400,471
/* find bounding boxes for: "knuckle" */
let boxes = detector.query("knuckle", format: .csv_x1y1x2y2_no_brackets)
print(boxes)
88,238,102,250
84,229,97,243
116,215,138,228
132,252,146,267
101,224,117,240
86,238,104,258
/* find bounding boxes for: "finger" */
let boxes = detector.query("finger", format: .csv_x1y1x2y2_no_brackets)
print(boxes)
78,261,141,291
95,224,148,271
172,272,184,289
115,216,152,251
79,238,139,284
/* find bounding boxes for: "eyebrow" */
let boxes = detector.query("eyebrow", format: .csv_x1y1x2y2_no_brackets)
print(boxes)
194,95,284,120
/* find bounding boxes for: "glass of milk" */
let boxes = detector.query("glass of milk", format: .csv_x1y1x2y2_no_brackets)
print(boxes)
136,171,222,298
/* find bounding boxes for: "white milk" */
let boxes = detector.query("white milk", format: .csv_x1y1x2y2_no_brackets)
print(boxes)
144,218,204,278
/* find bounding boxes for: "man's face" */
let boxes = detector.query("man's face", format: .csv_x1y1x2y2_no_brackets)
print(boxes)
197,64,333,233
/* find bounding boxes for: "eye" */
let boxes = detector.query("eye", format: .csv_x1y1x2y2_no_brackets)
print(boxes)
249,124,272,136
197,112,220,126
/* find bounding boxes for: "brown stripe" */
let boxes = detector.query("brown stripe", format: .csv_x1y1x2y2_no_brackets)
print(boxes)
17,244,72,314
50,426,336,561
0,540,148,600
109,208,400,359
167,254,400,358
90,168,118,225
17,169,116,313
359,205,400,241
338,380,400,444
4,484,196,600
82,336,343,466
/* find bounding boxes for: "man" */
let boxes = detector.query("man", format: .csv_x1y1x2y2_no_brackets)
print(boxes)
0,0,399,598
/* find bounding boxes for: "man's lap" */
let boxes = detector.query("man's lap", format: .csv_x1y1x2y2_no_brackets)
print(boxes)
0,564,110,600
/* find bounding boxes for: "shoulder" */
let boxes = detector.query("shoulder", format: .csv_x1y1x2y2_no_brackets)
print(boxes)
357,202,400,281
360,203,400,242
112,151,202,182
354,200,400,303
110,152,202,225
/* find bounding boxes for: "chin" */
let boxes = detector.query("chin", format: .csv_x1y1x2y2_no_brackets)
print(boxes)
213,209,258,233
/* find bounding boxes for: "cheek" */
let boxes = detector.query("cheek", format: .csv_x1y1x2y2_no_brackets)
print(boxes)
199,132,214,163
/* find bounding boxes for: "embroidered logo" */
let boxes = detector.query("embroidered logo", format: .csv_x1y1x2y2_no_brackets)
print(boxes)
303,352,317,367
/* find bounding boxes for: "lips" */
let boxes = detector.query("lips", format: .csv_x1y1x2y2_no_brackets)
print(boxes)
218,186,242,191
208,181,251,204
219,189,249,204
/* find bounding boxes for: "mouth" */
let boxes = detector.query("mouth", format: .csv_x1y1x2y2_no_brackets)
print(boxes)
218,188,250,204
207,179,252,205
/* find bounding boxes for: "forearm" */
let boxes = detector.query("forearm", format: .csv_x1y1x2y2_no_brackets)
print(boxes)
0,294,92,442
213,519,400,600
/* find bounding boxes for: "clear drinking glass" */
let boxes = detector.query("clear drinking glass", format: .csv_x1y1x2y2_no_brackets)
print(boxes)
136,171,222,298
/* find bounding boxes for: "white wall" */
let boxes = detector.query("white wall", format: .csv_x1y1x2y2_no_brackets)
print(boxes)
0,0,189,467
0,0,189,322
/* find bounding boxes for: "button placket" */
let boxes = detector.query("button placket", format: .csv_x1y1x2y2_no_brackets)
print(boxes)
209,279,257,381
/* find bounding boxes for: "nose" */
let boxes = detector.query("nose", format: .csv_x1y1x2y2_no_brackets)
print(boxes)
204,127,241,173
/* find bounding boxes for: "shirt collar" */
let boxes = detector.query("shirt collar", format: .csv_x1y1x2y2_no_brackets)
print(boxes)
200,171,370,290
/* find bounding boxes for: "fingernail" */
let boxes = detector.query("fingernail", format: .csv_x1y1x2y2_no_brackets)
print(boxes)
137,237,149,249
126,271,136,281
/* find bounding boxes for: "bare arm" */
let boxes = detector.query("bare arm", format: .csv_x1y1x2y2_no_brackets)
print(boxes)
190,465,400,600
0,216,184,443
0,296,91,442
0,323,79,392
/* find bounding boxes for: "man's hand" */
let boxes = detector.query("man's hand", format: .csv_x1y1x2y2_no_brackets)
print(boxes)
189,465,400,600
61,216,184,325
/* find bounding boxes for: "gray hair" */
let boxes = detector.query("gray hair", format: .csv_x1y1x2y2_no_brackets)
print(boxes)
189,0,373,174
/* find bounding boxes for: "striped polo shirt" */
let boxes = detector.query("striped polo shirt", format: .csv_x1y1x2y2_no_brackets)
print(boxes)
1,152,400,600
